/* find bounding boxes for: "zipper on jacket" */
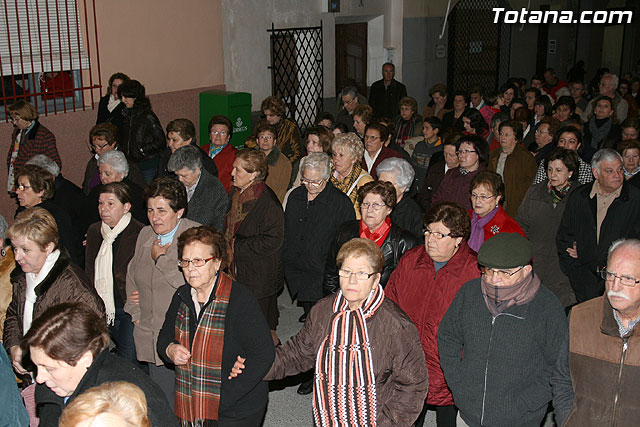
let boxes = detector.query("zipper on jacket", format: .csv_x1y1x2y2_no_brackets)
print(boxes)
481,316,497,425
611,337,629,426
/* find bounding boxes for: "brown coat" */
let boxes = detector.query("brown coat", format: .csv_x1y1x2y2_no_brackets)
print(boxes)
85,218,145,303
3,250,105,350
0,248,15,340
488,144,537,217
124,218,200,365
265,147,293,203
265,295,428,426
566,296,640,426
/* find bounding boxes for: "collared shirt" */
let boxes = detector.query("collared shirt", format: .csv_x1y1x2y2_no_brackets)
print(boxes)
589,181,622,242
364,147,382,172
613,309,640,337
191,278,216,318
185,172,201,202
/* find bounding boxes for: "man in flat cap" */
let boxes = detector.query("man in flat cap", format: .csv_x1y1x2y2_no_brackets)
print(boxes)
438,233,574,427
564,238,640,426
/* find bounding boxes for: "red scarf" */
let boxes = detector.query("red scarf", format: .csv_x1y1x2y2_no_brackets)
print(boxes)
360,217,392,247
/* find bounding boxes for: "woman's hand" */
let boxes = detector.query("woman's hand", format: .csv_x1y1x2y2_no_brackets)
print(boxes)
167,343,191,366
10,346,27,375
228,355,246,380
151,239,170,262
128,290,140,305
567,242,578,259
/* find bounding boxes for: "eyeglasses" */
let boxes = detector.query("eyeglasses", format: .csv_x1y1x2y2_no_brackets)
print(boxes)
301,178,326,187
456,149,476,156
365,135,380,141
535,129,550,135
360,202,387,211
424,229,451,240
342,97,356,106
258,135,274,141
16,184,32,191
178,257,215,268
599,267,640,287
92,142,111,150
471,193,495,201
481,266,523,280
338,269,376,281
210,130,228,137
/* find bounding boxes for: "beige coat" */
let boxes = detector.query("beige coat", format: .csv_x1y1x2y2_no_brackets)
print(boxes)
124,218,200,365
0,248,14,340
265,149,293,203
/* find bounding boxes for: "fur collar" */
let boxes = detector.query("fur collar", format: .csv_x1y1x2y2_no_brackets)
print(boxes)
10,248,71,297
265,145,282,166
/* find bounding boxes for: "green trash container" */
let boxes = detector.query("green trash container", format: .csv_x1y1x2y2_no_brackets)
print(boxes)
199,90,251,149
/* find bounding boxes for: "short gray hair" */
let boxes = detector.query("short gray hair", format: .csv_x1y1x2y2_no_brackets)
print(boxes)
608,238,640,264
331,133,364,162
26,155,60,177
591,148,623,173
341,86,358,100
376,158,415,192
167,145,202,173
98,150,129,177
0,214,8,241
300,152,331,180
602,73,619,89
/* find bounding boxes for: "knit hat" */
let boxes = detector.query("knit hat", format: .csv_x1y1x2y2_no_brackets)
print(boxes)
477,233,532,269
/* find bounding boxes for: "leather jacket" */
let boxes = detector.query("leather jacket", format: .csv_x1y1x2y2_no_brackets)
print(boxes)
120,106,166,163
323,220,417,296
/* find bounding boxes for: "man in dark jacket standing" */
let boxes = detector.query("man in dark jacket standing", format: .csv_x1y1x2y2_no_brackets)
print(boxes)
368,62,407,119
438,233,573,427
557,149,640,303
565,238,640,427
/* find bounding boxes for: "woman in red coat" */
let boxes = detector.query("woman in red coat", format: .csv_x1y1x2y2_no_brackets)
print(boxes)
385,202,480,427
467,170,525,252
200,115,238,193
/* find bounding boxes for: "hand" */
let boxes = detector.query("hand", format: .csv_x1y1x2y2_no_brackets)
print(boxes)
10,346,27,375
151,239,170,262
567,242,578,259
128,290,140,305
166,343,191,366
228,355,246,380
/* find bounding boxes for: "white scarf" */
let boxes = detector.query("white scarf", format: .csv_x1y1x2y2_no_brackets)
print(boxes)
107,94,121,113
24,249,61,333
95,212,131,325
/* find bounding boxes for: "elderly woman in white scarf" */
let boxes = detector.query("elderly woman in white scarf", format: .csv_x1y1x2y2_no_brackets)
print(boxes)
3,207,104,376
85,182,145,367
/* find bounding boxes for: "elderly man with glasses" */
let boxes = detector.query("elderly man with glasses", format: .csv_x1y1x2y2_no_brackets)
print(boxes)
438,232,573,427
564,238,640,426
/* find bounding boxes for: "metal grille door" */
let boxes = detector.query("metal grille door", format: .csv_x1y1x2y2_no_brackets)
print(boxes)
268,22,323,133
447,0,511,93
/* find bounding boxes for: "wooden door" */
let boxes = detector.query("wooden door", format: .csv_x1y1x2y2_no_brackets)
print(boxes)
335,23,367,96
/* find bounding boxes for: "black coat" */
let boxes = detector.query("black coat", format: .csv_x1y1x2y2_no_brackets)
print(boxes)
52,175,86,258
417,152,446,212
368,78,407,119
96,93,126,130
156,145,218,178
228,185,284,299
184,168,229,231
557,181,640,302
120,106,166,164
323,220,417,295
157,280,275,420
390,195,424,240
35,351,176,427
283,182,355,302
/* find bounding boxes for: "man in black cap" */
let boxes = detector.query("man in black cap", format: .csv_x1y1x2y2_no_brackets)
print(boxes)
438,233,573,427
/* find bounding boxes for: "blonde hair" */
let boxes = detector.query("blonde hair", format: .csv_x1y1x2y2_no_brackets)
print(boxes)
6,207,59,251
331,132,364,162
59,381,150,427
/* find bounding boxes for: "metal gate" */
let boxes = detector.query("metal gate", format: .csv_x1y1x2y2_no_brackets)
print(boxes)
268,22,323,134
447,0,511,94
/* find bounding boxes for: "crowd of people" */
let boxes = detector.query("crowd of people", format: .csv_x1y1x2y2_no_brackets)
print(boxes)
1,62,640,426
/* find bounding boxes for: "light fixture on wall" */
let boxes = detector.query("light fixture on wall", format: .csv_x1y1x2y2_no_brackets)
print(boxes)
328,0,340,12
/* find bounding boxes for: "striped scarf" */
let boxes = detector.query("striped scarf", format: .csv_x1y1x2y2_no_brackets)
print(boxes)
175,272,233,424
313,283,385,426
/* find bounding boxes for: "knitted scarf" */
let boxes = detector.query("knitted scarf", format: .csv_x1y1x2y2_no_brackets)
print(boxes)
481,271,540,317
331,162,366,203
547,180,573,207
469,206,498,252
95,212,131,325
175,272,233,424
588,116,612,150
313,283,384,426
224,181,266,274
360,217,391,247
393,116,415,146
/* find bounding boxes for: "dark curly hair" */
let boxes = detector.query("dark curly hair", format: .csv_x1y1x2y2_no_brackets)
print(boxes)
424,202,471,241
177,226,229,270
544,148,580,182
357,180,397,210
144,176,187,212
470,171,505,204
16,164,55,201
208,115,233,139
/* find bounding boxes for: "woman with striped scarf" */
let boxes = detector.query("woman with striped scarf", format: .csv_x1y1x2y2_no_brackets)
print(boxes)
230,238,428,425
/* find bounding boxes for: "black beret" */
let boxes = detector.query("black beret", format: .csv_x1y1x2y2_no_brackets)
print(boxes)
477,233,532,269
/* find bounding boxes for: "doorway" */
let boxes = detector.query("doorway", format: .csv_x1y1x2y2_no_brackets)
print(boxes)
335,22,368,96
